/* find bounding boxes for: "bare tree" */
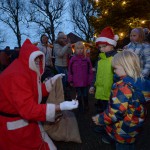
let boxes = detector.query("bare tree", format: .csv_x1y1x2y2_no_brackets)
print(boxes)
0,30,5,45
69,0,96,42
0,0,26,48
29,0,65,43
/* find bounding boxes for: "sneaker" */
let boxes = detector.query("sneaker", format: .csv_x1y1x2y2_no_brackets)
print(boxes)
101,137,111,144
101,134,114,144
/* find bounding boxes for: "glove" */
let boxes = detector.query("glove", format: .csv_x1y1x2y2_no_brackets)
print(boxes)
60,100,79,111
51,73,65,84
45,74,65,92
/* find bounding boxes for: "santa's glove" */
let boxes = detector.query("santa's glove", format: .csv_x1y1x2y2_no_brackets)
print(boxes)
51,74,65,84
60,100,79,111
45,74,65,92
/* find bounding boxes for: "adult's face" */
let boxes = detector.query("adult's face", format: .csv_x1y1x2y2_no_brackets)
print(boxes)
58,35,68,46
41,35,48,44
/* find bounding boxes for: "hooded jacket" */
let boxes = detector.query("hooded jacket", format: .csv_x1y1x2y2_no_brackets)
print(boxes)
0,39,57,150
68,54,93,87
94,50,117,100
98,76,150,144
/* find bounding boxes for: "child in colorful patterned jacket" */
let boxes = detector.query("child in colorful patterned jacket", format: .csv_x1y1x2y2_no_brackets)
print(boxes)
92,50,150,150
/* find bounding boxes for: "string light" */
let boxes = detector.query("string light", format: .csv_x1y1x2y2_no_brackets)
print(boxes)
119,32,124,39
111,2,114,6
141,20,146,24
129,23,132,26
104,10,108,15
122,1,126,6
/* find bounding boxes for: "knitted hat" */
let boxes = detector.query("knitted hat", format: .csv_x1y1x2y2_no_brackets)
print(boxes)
96,27,119,47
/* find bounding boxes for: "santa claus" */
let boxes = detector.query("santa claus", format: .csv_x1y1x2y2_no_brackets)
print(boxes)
0,39,78,150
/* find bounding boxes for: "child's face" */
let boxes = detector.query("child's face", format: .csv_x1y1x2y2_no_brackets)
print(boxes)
75,47,84,55
113,65,126,77
130,30,140,43
98,44,113,52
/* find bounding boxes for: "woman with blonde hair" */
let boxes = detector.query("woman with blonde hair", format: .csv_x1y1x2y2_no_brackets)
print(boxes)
92,50,150,150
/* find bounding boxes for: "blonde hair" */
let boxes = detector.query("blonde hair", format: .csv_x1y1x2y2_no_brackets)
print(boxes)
131,27,145,43
74,41,85,55
112,50,141,80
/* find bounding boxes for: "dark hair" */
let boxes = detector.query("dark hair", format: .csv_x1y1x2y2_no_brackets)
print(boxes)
40,34,48,43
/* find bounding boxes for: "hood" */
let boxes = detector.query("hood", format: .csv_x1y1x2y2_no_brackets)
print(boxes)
19,39,45,75
123,76,150,103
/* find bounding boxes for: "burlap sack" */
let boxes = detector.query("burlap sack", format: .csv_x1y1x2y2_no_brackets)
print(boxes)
44,110,82,143
46,77,64,104
44,77,82,143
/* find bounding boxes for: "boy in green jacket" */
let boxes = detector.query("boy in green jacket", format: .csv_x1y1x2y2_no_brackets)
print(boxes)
89,27,119,113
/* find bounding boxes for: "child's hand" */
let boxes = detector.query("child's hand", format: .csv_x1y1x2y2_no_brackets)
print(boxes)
92,114,100,125
89,87,95,94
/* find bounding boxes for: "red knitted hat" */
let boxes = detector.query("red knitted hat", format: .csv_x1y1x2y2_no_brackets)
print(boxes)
96,27,119,47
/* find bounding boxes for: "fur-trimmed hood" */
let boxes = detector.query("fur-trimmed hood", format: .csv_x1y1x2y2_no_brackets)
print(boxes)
19,39,45,75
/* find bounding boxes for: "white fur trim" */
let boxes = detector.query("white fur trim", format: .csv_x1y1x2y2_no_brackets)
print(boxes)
114,35,119,41
37,76,42,104
46,104,56,122
29,51,45,75
38,122,57,150
7,119,29,130
96,37,117,46
29,51,45,103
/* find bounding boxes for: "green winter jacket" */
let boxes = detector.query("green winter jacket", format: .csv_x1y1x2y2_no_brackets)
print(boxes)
95,52,115,100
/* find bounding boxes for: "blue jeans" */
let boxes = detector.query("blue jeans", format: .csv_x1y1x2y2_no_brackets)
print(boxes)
55,66,68,88
116,142,135,150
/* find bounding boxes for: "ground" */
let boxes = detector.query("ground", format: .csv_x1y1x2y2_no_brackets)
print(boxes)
50,89,150,150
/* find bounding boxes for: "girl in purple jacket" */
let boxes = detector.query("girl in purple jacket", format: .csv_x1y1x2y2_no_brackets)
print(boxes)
68,41,93,112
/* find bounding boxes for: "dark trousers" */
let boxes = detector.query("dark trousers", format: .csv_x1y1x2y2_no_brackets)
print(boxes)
76,87,89,111
55,66,68,89
96,100,108,113
55,66,70,99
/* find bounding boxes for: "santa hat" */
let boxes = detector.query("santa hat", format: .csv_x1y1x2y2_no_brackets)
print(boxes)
96,27,119,47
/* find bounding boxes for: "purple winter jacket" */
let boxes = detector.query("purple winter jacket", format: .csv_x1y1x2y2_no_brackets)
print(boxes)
68,54,93,87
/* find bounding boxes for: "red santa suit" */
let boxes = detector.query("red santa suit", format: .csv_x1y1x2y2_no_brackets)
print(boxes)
0,39,57,150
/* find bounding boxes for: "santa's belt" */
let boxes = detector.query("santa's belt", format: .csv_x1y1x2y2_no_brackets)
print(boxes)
0,111,20,118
